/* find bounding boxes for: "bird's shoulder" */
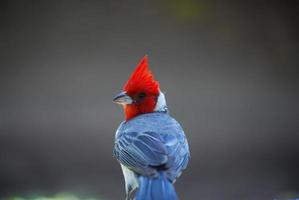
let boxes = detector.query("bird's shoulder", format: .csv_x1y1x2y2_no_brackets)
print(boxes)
115,112,183,139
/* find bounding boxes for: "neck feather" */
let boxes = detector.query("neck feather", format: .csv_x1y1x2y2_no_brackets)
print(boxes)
154,91,168,113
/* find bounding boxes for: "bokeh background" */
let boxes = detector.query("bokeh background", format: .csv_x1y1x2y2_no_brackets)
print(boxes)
0,0,298,199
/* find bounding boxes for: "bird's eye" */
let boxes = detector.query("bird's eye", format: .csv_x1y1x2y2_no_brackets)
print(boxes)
137,92,146,99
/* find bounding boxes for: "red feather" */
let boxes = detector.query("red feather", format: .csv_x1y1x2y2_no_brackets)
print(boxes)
123,55,160,120
123,55,159,94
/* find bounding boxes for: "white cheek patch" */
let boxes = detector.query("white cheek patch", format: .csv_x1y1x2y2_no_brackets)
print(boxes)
154,91,168,112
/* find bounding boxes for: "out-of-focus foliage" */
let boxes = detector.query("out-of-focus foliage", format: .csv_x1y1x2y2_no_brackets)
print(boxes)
7,193,102,200
162,0,209,21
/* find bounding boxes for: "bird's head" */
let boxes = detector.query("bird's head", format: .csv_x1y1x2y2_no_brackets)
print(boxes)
113,56,167,121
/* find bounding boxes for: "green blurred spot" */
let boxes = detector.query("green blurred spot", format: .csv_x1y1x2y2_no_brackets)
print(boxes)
165,0,209,21
7,193,102,200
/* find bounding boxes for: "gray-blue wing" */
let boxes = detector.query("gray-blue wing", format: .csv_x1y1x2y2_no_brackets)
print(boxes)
113,131,168,175
162,133,190,181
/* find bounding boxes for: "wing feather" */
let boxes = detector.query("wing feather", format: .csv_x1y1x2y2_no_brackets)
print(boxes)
114,131,168,173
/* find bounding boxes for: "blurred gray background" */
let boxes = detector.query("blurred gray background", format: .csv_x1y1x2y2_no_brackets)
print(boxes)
0,0,299,199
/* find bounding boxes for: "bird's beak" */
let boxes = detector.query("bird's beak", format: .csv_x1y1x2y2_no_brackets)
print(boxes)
113,91,133,105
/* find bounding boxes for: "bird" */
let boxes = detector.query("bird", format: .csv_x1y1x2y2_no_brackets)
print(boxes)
112,55,190,200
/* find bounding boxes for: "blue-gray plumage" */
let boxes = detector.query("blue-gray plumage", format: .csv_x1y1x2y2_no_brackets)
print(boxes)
113,112,190,200
113,56,190,200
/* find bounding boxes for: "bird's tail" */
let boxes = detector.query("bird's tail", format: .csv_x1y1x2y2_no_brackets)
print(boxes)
134,172,178,200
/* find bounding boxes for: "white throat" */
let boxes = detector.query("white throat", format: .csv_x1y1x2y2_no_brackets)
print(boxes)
154,91,168,112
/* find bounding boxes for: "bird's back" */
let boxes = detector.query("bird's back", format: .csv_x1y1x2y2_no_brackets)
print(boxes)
115,112,190,181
